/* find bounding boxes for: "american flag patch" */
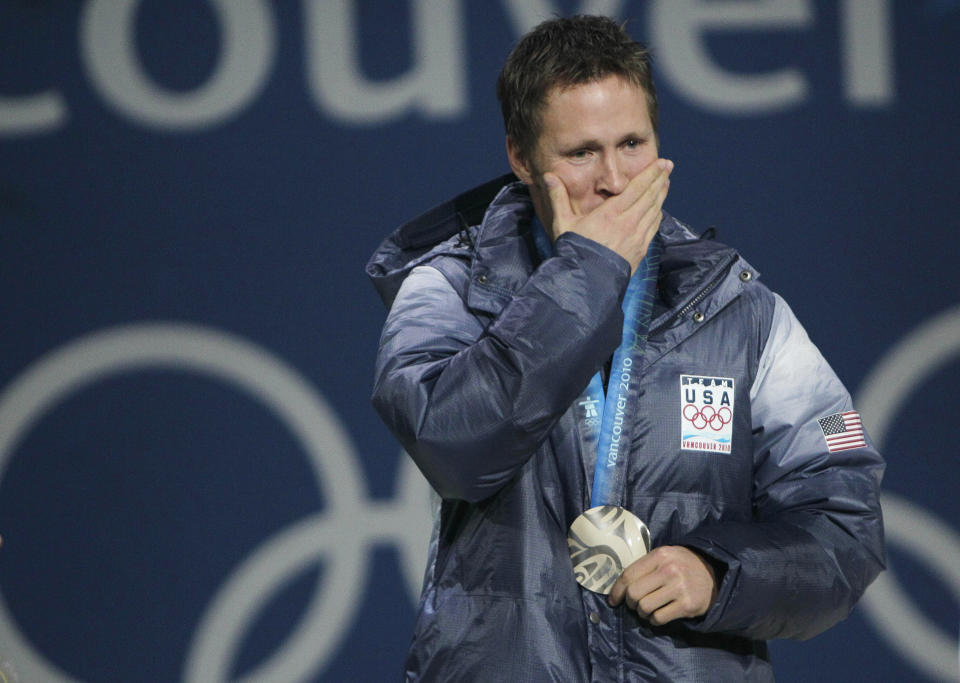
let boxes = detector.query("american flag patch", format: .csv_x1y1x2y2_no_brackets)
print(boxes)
818,411,866,452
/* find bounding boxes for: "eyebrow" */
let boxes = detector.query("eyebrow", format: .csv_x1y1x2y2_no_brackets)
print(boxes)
559,139,601,154
559,132,649,153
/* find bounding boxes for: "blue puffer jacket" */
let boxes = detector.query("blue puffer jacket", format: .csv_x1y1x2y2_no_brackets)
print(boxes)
367,176,885,682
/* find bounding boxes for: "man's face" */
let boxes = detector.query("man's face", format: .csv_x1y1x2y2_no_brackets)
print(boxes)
508,75,658,236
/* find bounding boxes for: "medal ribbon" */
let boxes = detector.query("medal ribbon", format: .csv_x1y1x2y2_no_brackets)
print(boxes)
531,219,661,508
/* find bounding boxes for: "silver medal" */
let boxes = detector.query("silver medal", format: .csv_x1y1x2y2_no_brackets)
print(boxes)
568,505,651,594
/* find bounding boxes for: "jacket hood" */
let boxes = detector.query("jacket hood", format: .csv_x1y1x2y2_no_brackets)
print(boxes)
366,174,518,308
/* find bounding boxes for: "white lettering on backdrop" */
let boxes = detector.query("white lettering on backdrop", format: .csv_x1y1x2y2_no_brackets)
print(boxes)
0,0,895,136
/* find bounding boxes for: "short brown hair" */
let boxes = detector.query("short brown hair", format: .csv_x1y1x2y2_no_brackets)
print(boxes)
497,15,658,162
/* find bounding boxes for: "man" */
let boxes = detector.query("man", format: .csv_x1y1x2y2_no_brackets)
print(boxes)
367,15,884,682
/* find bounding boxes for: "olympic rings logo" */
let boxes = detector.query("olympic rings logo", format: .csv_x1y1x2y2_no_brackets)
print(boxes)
681,404,732,431
0,323,433,682
856,304,960,682
1,307,960,681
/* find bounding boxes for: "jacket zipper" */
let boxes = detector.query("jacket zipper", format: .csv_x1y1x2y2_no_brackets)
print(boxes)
654,254,740,332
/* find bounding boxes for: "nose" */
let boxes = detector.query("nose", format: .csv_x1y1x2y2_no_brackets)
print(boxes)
596,154,627,197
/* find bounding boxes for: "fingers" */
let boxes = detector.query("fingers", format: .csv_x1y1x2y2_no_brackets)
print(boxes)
610,565,671,624
629,162,671,235
617,162,671,272
543,172,575,234
644,598,685,627
541,159,673,272
606,546,717,626
608,158,673,216
609,551,656,599
605,158,672,259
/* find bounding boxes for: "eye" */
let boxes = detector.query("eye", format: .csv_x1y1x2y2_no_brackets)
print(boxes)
563,148,595,165
623,138,645,150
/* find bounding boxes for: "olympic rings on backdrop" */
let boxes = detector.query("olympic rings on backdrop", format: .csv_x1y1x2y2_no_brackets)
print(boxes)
0,323,433,683
3,308,960,681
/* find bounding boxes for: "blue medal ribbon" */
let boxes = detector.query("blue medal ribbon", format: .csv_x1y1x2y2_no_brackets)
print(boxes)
531,218,661,508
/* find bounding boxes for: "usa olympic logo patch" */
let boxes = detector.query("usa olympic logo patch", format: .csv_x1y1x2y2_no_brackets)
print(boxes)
680,375,734,453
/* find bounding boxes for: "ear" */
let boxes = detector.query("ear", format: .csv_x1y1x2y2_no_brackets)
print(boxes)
506,137,535,184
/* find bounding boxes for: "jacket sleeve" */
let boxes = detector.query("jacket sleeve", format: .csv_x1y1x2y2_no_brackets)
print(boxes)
372,233,631,502
679,293,885,640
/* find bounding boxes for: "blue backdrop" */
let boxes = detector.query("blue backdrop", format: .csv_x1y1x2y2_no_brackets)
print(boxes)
1,1,958,681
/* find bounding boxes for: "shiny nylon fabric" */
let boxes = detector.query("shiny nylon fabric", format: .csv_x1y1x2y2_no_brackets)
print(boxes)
369,179,884,681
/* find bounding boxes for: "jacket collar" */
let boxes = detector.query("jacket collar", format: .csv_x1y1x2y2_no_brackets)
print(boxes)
464,181,759,338
367,175,761,346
